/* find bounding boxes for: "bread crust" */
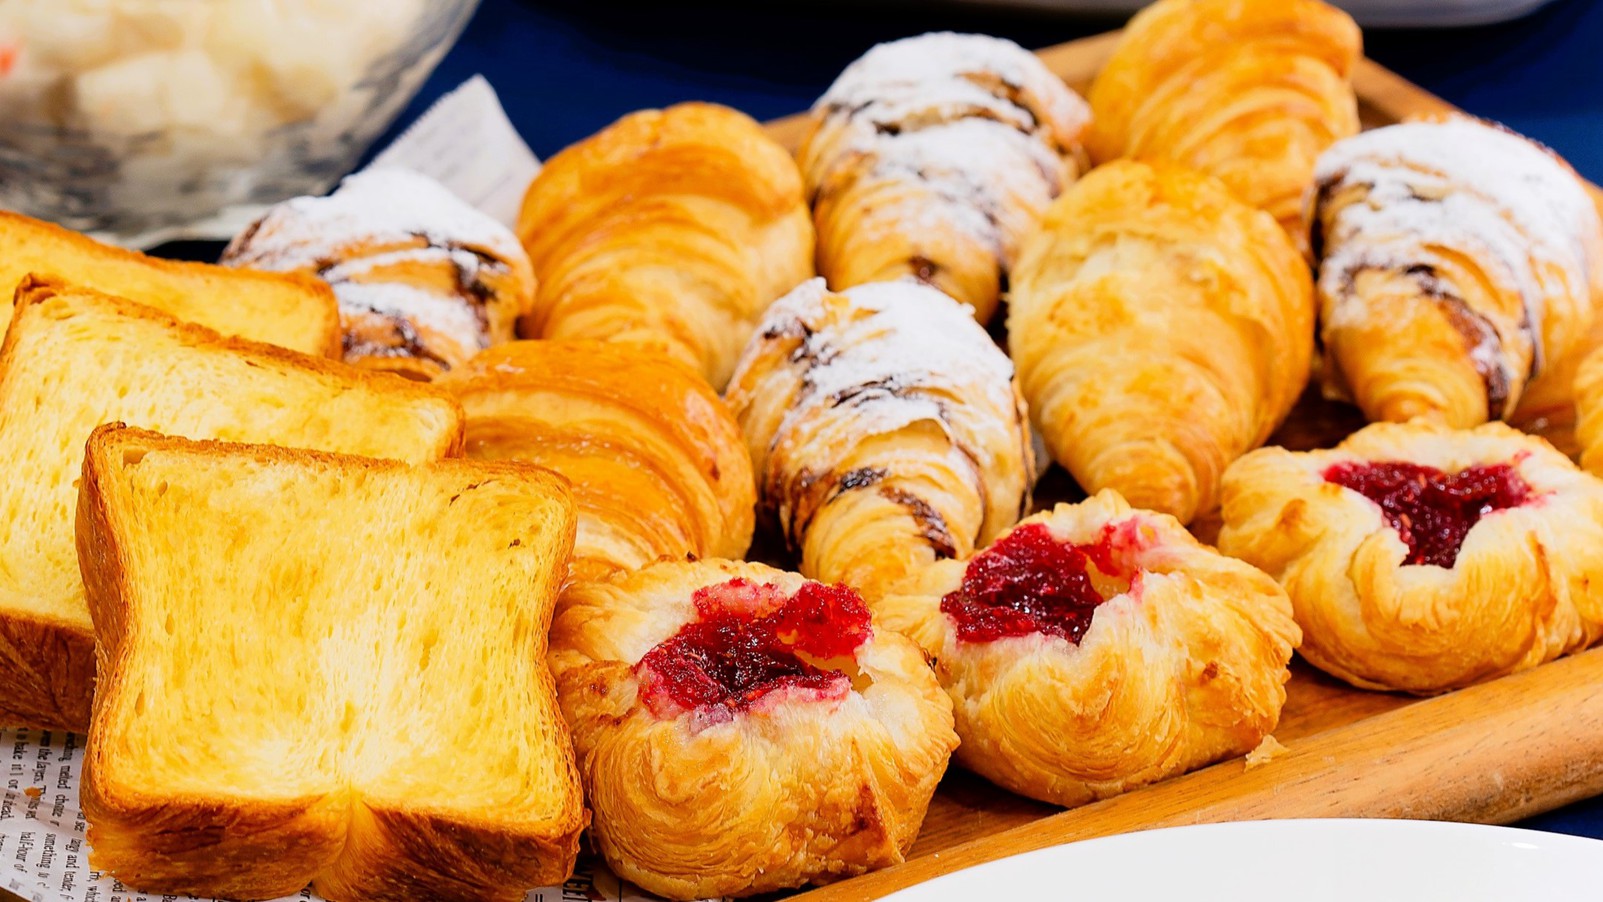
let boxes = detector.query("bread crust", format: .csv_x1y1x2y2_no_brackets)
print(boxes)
77,426,584,902
0,210,340,357
1219,420,1603,693
878,490,1299,808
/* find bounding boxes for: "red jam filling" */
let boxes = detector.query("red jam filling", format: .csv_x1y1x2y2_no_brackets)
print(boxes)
1323,460,1532,568
940,521,1139,645
635,578,872,718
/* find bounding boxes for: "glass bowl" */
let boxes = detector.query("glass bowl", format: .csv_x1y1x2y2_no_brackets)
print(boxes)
0,0,482,246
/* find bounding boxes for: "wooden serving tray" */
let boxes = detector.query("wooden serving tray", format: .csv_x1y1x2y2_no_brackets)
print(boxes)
759,31,1603,901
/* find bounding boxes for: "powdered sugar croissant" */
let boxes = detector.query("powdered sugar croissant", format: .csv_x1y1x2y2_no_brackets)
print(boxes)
517,102,813,389
797,32,1091,324
1087,0,1360,238
1309,115,1603,428
726,277,1034,601
437,340,755,581
1009,160,1313,525
222,168,534,380
550,559,956,899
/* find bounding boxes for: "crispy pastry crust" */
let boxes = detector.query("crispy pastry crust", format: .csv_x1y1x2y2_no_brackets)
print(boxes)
726,278,1034,600
797,32,1091,323
517,102,814,388
878,490,1297,808
1008,160,1313,525
1087,0,1360,238
1309,114,1603,428
438,339,756,580
1219,420,1603,693
550,559,957,900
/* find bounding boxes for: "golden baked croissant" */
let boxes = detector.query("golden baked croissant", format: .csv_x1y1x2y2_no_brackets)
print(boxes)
1008,160,1313,525
1574,344,1603,476
222,168,536,380
1308,115,1603,427
878,490,1297,808
1219,420,1603,694
1087,0,1360,237
436,340,755,581
549,559,956,900
797,32,1091,323
517,102,814,388
725,277,1034,601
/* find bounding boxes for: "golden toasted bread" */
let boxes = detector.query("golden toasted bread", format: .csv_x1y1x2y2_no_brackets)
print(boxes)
0,277,463,732
77,426,583,902
0,210,339,356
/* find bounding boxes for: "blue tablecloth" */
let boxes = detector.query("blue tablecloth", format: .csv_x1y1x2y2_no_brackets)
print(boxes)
404,0,1603,844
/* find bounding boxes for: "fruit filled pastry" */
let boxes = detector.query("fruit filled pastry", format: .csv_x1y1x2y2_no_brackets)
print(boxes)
1219,420,1603,694
437,340,756,580
518,102,813,388
876,490,1298,808
1087,0,1360,238
726,277,1034,601
1308,115,1603,428
1573,345,1603,477
797,32,1091,324
222,168,535,380
549,559,957,900
1008,160,1313,525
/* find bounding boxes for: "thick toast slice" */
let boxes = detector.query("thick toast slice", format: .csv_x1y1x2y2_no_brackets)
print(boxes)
0,277,463,731
78,427,582,902
0,211,339,356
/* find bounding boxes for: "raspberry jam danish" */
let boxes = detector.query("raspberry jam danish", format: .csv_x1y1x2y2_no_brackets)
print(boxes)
797,32,1091,323
877,491,1298,809
1308,115,1603,428
549,560,956,900
1220,421,1603,694
726,277,1035,601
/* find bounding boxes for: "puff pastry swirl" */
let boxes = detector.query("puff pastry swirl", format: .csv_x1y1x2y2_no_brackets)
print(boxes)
1309,115,1603,428
1087,0,1361,237
726,277,1034,600
878,490,1298,808
517,102,814,388
222,168,534,380
1219,420,1603,693
437,340,756,580
550,559,956,900
1008,160,1313,525
797,32,1091,323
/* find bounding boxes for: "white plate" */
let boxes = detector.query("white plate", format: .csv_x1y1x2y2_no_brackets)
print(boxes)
945,0,1559,27
886,819,1603,901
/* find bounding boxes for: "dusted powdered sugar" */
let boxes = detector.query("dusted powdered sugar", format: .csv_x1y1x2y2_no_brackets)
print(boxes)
810,32,1089,265
755,277,1020,459
222,167,529,362
223,167,527,271
819,32,1090,141
1315,116,1603,373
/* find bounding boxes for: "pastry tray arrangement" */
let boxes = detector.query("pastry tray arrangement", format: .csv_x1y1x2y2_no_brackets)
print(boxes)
762,30,1603,901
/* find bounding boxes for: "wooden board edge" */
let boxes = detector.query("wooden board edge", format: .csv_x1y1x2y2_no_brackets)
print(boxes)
797,645,1603,900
